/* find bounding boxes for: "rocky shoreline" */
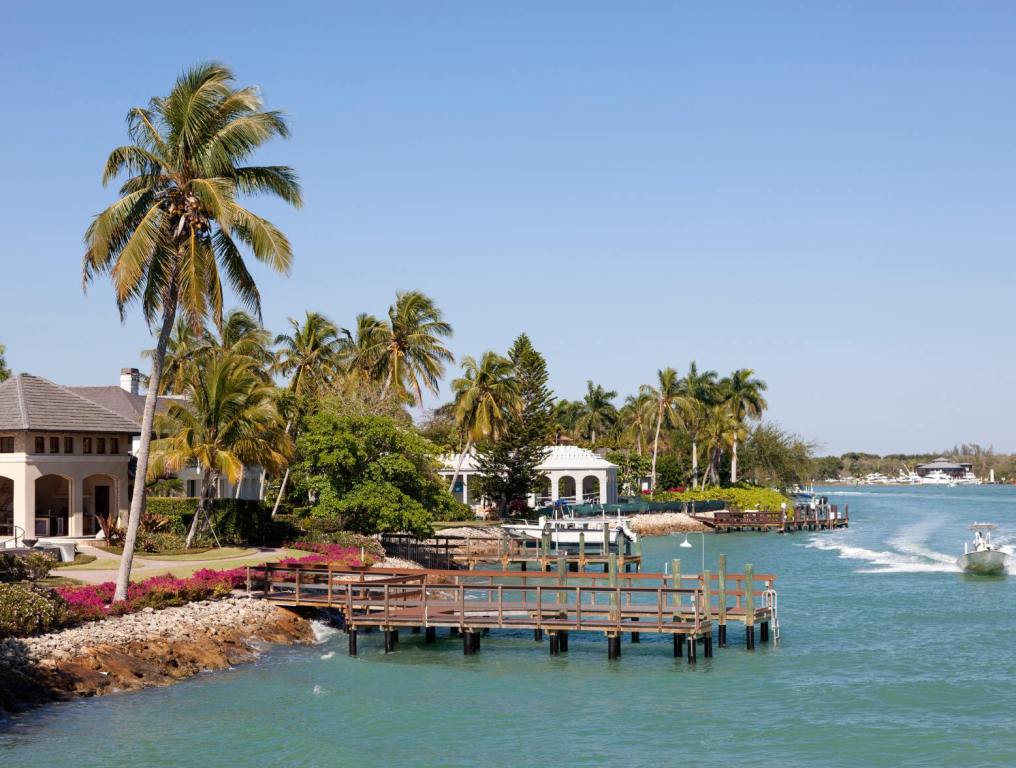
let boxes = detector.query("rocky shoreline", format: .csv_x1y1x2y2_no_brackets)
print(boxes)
0,594,317,713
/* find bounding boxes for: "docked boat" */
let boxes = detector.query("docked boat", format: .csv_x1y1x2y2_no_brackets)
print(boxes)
502,503,638,551
956,523,1008,575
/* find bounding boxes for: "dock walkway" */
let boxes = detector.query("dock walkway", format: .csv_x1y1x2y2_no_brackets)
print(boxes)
251,555,776,663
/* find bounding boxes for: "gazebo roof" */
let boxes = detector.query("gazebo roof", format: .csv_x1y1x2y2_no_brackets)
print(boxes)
440,445,617,473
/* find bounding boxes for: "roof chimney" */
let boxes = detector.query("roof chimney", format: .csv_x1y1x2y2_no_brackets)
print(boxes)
120,367,140,396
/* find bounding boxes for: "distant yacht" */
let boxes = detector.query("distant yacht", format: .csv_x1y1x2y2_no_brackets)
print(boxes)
957,523,1008,574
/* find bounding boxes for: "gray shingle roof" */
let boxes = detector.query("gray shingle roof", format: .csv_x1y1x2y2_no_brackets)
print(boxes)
68,386,147,424
0,374,142,433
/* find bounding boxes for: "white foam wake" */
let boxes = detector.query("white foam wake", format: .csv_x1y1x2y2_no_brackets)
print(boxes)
805,536,960,573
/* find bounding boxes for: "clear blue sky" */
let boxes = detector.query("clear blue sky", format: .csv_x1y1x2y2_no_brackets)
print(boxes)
3,2,1015,455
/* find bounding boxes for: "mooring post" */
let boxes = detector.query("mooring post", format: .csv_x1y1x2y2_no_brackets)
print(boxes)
463,632,471,655
392,629,399,645
745,563,755,650
602,522,610,556
701,567,712,649
671,558,682,619
549,632,560,656
760,621,769,643
608,553,619,629
557,554,567,617
686,635,697,664
631,617,640,643
348,628,358,656
541,525,551,558
534,628,543,641
559,630,568,652
425,626,436,643
673,633,682,657
717,553,727,647
384,629,394,653
578,531,586,568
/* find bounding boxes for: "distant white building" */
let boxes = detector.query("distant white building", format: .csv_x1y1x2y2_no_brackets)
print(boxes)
439,445,618,508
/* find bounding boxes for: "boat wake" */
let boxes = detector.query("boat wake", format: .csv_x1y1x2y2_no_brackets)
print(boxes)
805,536,960,573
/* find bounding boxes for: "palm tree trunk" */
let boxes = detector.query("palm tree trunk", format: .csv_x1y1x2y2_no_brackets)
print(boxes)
731,436,738,484
270,420,293,518
650,407,663,492
447,438,472,495
691,438,699,490
186,469,214,549
113,294,177,602
234,466,243,499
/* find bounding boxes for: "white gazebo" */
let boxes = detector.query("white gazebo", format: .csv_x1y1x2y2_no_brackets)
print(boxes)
439,445,618,508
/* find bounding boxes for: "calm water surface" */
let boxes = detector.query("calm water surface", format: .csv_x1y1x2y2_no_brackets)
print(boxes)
3,486,1016,767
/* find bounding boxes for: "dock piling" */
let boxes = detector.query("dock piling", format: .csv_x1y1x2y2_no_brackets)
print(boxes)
425,627,436,643
348,628,358,656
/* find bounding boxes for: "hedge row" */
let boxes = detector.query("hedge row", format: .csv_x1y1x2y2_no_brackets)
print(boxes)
651,486,793,511
144,498,296,546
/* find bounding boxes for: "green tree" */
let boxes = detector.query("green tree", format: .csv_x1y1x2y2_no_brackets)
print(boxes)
574,381,618,444
640,367,683,491
654,453,687,490
271,311,347,515
149,353,290,547
83,63,300,600
371,291,453,408
740,422,815,488
552,399,583,442
0,344,9,382
447,351,518,494
607,450,650,496
719,368,767,484
476,334,555,513
296,407,464,537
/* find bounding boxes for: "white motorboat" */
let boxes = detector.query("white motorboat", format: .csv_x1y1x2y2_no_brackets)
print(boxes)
956,523,1008,575
502,504,638,551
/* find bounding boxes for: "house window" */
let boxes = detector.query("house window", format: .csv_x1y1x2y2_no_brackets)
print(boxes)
64,437,73,453
49,437,60,454
83,438,92,454
0,437,13,453
110,438,120,454
96,438,106,455
35,436,45,453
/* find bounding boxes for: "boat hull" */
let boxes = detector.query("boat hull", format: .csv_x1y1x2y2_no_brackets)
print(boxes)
956,550,1008,575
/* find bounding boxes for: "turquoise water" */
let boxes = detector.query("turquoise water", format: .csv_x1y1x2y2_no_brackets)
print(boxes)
3,486,1016,767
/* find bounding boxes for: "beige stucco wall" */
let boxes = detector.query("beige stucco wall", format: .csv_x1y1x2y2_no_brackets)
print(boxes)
0,431,131,540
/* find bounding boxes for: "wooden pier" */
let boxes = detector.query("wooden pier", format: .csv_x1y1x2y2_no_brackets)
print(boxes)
380,531,642,572
250,554,776,663
692,503,848,533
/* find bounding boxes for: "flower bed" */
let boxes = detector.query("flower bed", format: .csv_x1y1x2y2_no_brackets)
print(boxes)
281,541,374,568
55,568,247,622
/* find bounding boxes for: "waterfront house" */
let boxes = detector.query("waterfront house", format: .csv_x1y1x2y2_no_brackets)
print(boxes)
0,374,137,540
439,445,619,509
71,368,265,500
915,457,974,479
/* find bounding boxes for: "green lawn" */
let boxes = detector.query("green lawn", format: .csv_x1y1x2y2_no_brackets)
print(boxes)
141,547,257,561
128,548,306,580
57,557,122,571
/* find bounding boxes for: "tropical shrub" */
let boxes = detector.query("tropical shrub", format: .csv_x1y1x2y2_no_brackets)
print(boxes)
0,584,69,638
0,552,56,582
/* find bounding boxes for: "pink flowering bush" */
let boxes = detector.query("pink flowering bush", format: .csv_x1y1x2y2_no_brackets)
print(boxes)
56,567,247,622
282,541,373,568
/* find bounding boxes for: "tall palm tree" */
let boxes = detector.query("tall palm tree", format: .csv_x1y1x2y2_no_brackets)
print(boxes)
149,317,208,395
675,361,718,489
371,291,453,408
341,313,385,384
574,381,618,444
217,309,274,374
447,352,519,494
274,311,345,398
618,393,654,456
700,402,740,487
150,354,290,547
720,368,768,484
639,367,683,491
552,399,583,443
83,63,300,600
271,311,345,516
